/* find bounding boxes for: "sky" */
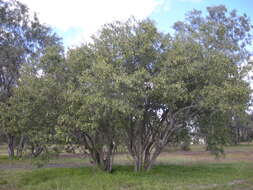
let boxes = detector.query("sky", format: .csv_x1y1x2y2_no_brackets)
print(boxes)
19,0,253,49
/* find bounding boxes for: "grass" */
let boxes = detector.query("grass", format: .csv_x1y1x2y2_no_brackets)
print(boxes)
0,163,253,190
0,144,7,156
0,143,253,190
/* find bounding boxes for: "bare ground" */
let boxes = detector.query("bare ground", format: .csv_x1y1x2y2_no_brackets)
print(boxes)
1,147,253,170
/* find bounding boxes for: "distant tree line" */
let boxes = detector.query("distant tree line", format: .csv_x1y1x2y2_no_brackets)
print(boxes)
0,0,253,172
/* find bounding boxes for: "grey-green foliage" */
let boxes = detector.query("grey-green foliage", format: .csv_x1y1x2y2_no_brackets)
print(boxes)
0,0,62,158
0,47,64,158
0,66,63,157
0,2,252,173
60,6,252,172
173,5,252,62
0,0,61,101
172,5,252,154
57,18,170,172
59,46,126,172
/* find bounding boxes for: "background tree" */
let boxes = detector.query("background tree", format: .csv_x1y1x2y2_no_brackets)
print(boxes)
0,45,65,158
172,5,253,153
229,112,253,144
0,0,61,158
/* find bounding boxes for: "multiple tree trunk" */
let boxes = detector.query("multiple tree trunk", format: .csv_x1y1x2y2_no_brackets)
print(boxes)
6,133,26,158
233,127,253,145
124,108,190,172
89,142,116,172
74,130,116,173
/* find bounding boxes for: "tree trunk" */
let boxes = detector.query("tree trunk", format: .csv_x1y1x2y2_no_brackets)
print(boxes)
143,148,162,171
30,143,44,157
89,142,115,173
134,156,142,172
103,155,113,172
16,134,25,158
132,148,161,172
7,134,15,158
103,142,115,172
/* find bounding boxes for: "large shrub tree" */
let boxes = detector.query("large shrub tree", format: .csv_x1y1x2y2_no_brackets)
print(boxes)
0,45,65,158
0,0,61,158
63,6,252,172
124,5,252,171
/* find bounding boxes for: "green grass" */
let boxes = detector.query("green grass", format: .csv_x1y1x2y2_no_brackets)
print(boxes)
1,163,253,190
1,143,253,190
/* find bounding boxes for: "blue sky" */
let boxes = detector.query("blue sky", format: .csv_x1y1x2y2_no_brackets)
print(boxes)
150,0,253,35
20,0,253,49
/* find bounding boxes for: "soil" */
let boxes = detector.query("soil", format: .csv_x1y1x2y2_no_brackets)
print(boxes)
1,149,253,170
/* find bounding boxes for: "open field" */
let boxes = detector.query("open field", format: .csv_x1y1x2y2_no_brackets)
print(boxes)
0,144,253,190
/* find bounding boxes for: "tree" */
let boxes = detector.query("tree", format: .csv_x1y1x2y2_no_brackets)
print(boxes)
72,6,251,172
0,47,65,158
87,19,170,172
0,0,61,158
229,112,253,144
58,44,126,172
0,0,60,100
172,5,253,153
137,5,252,169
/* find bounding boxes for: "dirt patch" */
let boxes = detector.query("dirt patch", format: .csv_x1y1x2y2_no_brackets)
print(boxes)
188,180,246,189
1,148,253,170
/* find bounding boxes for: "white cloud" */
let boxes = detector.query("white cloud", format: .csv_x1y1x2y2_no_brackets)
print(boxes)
179,0,204,2
19,0,163,47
